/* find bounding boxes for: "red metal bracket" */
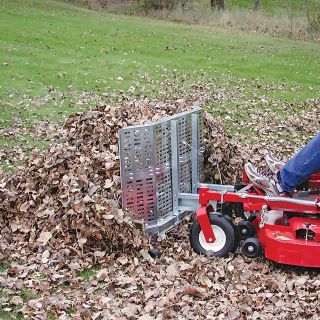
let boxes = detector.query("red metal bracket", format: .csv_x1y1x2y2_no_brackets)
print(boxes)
196,205,215,243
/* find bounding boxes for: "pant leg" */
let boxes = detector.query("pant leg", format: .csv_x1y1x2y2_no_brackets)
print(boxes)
279,132,320,192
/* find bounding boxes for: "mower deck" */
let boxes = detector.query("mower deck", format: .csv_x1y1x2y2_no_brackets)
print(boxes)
259,219,320,267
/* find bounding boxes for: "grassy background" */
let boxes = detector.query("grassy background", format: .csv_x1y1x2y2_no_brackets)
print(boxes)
0,0,319,170
228,0,318,12
1,0,319,100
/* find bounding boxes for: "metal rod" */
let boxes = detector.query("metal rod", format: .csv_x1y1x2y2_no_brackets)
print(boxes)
191,114,199,194
198,183,235,192
171,120,180,216
119,106,202,131
150,127,159,220
237,193,320,207
178,193,199,199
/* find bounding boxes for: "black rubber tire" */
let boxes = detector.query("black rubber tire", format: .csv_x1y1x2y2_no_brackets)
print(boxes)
242,237,262,258
231,222,240,253
223,215,240,253
190,215,235,257
238,220,255,240
222,214,232,224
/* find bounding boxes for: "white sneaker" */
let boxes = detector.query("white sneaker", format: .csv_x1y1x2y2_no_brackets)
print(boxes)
265,153,285,174
245,163,284,196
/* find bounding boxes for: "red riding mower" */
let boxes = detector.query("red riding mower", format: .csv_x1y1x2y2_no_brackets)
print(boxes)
190,171,320,267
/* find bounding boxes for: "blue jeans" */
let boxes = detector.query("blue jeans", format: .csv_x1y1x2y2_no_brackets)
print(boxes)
278,132,320,192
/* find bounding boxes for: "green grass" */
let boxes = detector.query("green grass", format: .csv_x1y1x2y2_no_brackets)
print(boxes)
228,0,318,13
0,0,320,171
20,287,39,302
0,262,11,272
0,309,23,320
0,0,319,102
0,288,25,320
77,265,101,279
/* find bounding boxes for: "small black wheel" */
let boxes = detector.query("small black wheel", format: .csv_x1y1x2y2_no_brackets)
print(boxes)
190,214,235,257
148,248,160,258
242,237,262,258
238,221,255,240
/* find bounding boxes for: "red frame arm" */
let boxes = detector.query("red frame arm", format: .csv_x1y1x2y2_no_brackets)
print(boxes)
198,188,320,214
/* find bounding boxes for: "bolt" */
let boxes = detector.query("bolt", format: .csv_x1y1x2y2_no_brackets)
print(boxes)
208,238,212,242
248,245,254,252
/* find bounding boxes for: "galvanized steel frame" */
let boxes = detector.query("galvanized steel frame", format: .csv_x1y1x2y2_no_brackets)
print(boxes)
119,106,232,234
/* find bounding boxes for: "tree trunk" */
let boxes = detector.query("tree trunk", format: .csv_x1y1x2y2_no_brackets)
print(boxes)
210,0,215,11
254,0,260,10
211,0,224,11
218,0,224,10
304,0,311,31
181,0,187,11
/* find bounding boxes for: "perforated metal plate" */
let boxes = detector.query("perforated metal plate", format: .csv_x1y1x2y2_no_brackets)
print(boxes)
119,106,203,234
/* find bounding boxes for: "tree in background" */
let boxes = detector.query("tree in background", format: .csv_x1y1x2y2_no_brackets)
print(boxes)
140,0,179,11
284,0,297,36
181,0,187,11
180,0,192,11
210,0,224,11
305,0,320,32
304,0,311,31
254,0,260,10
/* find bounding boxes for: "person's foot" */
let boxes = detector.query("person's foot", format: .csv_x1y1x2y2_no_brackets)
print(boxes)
244,163,284,196
265,153,285,174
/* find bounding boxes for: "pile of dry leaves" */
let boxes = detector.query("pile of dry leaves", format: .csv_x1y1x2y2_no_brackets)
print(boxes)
0,100,242,262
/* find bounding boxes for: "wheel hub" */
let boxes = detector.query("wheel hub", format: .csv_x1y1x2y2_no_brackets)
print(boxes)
199,225,226,252
247,245,254,252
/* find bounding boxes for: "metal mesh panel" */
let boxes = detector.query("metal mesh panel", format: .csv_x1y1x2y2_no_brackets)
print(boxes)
198,114,205,182
119,106,202,234
154,121,173,219
120,127,156,221
178,116,193,194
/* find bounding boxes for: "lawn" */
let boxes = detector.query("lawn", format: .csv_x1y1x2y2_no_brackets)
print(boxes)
1,0,319,99
228,0,318,12
0,0,319,171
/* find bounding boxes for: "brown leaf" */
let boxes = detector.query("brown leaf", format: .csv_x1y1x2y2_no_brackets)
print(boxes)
37,231,52,245
183,287,205,298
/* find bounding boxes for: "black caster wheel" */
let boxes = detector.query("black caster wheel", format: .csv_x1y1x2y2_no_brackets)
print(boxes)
148,248,160,258
190,214,235,257
238,221,255,240
241,237,262,258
